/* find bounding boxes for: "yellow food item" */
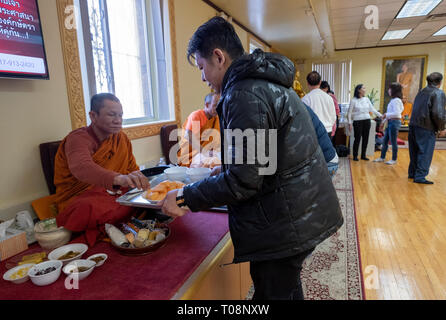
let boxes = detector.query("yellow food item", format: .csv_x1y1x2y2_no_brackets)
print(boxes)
18,252,46,265
125,233,135,244
133,237,146,248
148,231,159,241
10,266,32,280
137,229,150,240
145,181,185,201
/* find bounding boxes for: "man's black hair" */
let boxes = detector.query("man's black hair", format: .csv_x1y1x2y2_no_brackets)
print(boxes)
187,16,245,65
90,93,120,114
306,71,321,86
354,84,364,99
427,72,443,86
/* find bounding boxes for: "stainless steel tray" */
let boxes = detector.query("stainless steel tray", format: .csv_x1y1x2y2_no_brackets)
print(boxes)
116,173,228,213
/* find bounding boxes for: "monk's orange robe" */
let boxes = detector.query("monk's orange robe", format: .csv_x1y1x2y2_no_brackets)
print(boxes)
54,127,139,246
177,109,221,167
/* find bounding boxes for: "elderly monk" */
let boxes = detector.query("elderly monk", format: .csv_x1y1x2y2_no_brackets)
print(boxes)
54,93,150,246
177,92,221,168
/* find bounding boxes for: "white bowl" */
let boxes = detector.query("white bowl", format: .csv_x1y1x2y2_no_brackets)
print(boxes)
28,260,63,286
186,167,211,182
34,219,72,250
63,259,96,280
87,253,108,267
48,243,88,265
3,263,35,284
164,166,187,182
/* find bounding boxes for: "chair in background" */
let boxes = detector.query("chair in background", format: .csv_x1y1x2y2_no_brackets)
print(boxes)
31,141,61,221
160,124,178,165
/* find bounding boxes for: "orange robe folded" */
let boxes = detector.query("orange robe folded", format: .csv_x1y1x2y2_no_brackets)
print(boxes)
54,127,139,246
177,110,221,167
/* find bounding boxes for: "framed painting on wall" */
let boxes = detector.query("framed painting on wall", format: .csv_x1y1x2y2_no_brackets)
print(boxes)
380,55,428,116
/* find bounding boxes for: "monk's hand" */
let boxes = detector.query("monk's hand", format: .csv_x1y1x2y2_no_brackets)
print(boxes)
113,171,150,190
210,165,222,177
161,190,189,218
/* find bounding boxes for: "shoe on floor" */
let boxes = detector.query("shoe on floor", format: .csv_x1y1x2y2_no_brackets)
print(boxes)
361,157,370,161
353,157,359,161
385,160,397,165
408,176,414,179
373,158,385,162
414,179,434,184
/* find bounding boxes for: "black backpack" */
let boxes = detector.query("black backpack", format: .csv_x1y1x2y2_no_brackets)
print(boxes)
336,145,350,157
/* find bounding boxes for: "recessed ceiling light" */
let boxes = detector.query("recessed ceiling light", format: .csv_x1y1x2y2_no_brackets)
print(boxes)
382,29,413,40
397,0,442,18
433,25,446,36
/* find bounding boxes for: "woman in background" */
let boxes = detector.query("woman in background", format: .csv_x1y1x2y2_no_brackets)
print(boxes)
348,84,382,161
320,81,340,144
373,83,404,165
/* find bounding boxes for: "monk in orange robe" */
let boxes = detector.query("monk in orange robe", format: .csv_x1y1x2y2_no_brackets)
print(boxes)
54,93,150,246
177,93,221,168
397,64,413,103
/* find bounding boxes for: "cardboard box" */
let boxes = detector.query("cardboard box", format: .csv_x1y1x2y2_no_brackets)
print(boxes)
0,229,28,261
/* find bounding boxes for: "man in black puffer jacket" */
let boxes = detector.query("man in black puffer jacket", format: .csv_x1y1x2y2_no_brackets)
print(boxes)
408,72,446,184
161,17,343,300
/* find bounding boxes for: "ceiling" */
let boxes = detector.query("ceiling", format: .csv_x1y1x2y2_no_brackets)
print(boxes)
208,0,446,59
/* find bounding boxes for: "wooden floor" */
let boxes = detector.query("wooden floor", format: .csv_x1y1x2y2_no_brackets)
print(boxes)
351,147,446,300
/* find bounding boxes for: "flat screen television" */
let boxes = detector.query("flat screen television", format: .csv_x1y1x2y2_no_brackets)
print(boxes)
0,0,49,79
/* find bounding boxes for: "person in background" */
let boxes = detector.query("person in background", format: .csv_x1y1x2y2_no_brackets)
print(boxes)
302,71,337,139
408,72,446,184
177,92,221,168
373,83,404,165
54,93,150,246
161,16,343,300
320,81,340,144
401,95,413,124
348,84,382,161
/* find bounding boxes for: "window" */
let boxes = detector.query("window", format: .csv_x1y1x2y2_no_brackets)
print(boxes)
76,0,174,127
248,35,269,54
312,60,352,104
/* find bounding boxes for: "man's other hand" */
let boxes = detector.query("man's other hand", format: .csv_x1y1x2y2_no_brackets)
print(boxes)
113,171,150,190
160,190,189,218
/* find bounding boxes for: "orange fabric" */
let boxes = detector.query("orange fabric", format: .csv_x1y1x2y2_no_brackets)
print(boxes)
398,72,413,102
31,194,58,221
402,101,413,118
53,129,139,214
177,111,220,167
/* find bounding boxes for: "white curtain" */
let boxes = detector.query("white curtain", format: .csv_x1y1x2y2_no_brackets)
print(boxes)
312,60,352,104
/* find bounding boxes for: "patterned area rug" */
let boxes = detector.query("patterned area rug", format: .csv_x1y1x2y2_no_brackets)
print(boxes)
246,157,365,300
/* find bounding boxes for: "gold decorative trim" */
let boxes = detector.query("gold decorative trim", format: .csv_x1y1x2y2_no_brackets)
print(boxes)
56,0,181,138
56,0,86,129
168,0,182,126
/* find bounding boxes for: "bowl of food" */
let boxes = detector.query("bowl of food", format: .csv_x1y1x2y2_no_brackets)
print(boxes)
186,167,211,182
34,218,72,250
87,253,108,267
62,259,96,280
3,263,35,284
48,243,88,265
28,260,63,286
164,166,187,182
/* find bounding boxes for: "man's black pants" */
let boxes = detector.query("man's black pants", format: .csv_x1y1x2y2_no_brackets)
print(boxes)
250,247,315,300
408,126,436,181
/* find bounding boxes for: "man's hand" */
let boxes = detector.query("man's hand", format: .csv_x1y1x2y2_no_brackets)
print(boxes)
160,189,189,218
113,171,150,190
210,165,222,177
439,129,446,138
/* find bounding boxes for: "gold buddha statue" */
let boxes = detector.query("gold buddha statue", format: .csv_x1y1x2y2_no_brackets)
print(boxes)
293,71,305,98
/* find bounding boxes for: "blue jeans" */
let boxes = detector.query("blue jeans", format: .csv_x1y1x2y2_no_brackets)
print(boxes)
381,120,401,161
408,126,436,181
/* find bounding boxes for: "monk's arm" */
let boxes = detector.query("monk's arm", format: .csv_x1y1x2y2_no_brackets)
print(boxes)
65,135,119,190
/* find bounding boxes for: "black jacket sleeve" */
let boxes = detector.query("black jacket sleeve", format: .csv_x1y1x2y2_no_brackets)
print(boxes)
183,90,272,212
430,89,446,132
